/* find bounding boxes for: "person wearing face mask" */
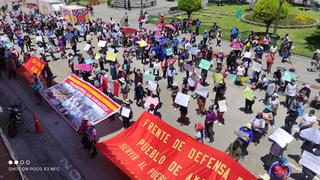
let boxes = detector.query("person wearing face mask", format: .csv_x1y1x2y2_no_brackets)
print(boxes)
299,109,317,131
268,157,292,180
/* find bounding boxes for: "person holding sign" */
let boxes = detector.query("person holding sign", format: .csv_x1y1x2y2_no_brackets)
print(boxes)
251,112,265,146
121,99,133,129
204,105,217,143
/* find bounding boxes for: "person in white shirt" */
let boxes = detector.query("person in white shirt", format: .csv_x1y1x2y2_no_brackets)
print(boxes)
251,113,265,145
299,109,317,131
285,80,298,108
235,64,245,85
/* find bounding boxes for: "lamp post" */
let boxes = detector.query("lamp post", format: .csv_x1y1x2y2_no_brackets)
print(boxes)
273,0,284,34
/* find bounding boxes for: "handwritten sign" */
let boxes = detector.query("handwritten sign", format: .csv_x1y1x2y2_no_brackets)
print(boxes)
144,97,159,109
98,40,107,47
195,84,208,98
166,48,173,56
84,44,91,51
137,40,148,47
106,52,117,61
269,128,294,148
175,92,190,107
121,107,131,118
147,81,157,92
183,63,194,72
199,59,211,70
299,150,320,175
218,100,227,112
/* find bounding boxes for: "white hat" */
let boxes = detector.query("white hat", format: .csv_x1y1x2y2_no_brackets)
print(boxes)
316,49,320,54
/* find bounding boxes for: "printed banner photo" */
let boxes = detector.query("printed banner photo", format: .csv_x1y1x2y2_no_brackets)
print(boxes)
41,74,120,131
16,56,46,83
97,112,256,180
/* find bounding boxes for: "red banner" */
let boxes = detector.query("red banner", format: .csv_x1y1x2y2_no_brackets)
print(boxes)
41,75,120,130
97,112,256,180
16,56,46,83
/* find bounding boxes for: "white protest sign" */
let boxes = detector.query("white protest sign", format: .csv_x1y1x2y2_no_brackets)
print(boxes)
84,44,91,51
300,128,320,144
188,78,196,87
269,128,294,148
108,47,115,53
195,84,208,98
218,100,227,112
121,107,131,118
98,40,107,47
36,36,42,42
299,150,320,175
252,61,262,73
189,47,199,55
174,92,190,107
183,63,194,72
243,51,252,58
147,81,157,92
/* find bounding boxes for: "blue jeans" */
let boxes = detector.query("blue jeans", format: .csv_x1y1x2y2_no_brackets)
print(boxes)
167,76,173,88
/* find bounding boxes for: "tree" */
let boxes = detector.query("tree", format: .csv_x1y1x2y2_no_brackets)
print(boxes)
253,0,289,33
178,0,202,20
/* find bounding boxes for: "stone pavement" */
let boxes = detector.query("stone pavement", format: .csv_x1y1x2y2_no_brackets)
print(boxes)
1,0,320,179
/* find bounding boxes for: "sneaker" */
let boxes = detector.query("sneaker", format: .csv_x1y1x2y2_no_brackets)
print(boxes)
209,139,214,143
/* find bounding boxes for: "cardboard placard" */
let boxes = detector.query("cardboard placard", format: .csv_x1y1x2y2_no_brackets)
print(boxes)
106,52,117,61
299,150,320,175
144,97,159,109
199,59,211,70
269,128,294,148
121,107,131,118
218,100,227,112
98,40,107,47
195,84,208,98
174,92,190,107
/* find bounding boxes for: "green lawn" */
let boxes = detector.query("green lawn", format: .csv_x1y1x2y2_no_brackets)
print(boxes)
150,5,320,57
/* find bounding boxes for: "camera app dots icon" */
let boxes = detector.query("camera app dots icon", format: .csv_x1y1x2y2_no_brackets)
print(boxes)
8,160,13,165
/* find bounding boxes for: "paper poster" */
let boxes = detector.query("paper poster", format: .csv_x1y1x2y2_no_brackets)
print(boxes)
218,100,227,112
147,81,157,92
183,63,194,72
166,48,173,56
299,150,320,175
199,59,211,70
84,44,91,51
95,53,101,60
251,61,262,73
195,84,208,98
98,40,107,47
108,48,115,53
213,73,223,84
243,51,251,58
242,86,255,101
269,128,294,148
190,47,198,55
106,52,117,61
144,71,155,82
174,92,190,107
144,97,159,109
36,36,42,42
188,78,196,87
121,107,131,118
137,40,148,47
227,74,237,82
300,128,320,144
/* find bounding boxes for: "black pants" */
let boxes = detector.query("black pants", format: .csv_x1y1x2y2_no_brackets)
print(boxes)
88,141,97,156
244,99,253,113
99,61,104,70
284,115,297,134
123,117,130,128
253,129,263,144
205,122,214,141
